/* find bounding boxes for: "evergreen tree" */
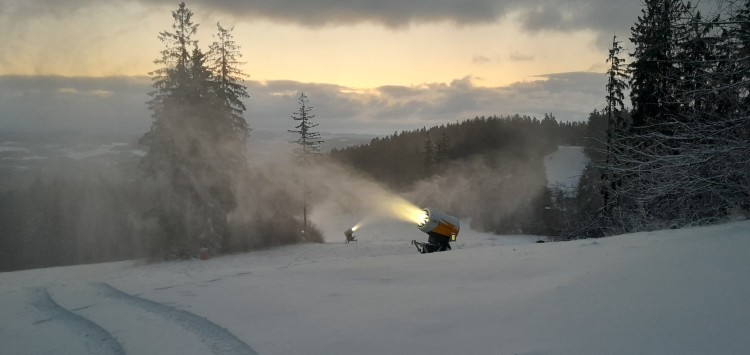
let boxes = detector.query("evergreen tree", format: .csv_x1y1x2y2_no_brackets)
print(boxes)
435,130,451,163
719,0,750,116
139,2,248,258
673,11,716,116
583,1,750,234
289,92,323,156
602,35,630,209
423,136,435,177
289,92,324,235
208,23,250,141
606,35,629,128
629,0,689,127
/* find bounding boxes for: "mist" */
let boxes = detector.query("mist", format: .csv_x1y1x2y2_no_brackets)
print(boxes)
235,138,551,242
0,117,559,273
230,143,425,243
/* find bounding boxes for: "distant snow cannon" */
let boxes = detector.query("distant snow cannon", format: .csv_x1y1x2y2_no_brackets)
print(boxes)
344,225,359,244
412,208,460,253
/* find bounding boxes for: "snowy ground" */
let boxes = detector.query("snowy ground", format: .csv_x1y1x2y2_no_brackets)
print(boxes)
2,218,749,355
543,146,588,195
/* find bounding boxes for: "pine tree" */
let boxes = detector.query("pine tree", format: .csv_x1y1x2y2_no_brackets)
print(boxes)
602,35,630,209
721,0,750,115
606,35,629,128
629,0,689,127
290,92,323,156
423,136,435,177
289,92,324,235
208,23,250,141
142,2,198,173
139,3,248,258
435,130,451,163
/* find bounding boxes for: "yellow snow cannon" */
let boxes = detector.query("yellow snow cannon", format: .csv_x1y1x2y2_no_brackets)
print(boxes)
412,208,460,253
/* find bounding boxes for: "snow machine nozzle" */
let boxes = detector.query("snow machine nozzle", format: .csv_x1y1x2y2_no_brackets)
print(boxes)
344,225,358,243
417,208,460,241
411,208,460,253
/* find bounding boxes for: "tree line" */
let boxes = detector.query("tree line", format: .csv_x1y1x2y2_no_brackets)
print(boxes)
331,114,586,190
331,114,588,235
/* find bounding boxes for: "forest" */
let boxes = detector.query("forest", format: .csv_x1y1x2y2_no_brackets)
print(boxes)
566,0,750,238
331,114,586,190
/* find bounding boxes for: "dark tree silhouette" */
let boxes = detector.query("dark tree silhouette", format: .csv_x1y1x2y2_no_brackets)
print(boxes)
289,92,324,235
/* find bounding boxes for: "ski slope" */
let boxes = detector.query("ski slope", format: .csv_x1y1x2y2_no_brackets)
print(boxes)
543,145,588,195
2,219,749,354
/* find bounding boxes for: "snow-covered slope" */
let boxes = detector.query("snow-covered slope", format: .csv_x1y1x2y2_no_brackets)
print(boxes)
1,220,749,354
544,145,589,195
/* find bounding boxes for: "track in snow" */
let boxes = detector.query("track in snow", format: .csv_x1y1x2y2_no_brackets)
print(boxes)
96,283,257,355
30,288,126,355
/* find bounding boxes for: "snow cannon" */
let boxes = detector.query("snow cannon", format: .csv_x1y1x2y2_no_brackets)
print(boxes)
344,227,357,244
417,208,460,242
411,209,460,253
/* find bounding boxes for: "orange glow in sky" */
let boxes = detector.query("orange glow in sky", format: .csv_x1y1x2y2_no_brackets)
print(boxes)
0,2,604,89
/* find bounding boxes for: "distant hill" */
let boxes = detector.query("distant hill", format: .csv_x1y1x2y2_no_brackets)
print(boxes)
331,114,587,190
330,115,589,235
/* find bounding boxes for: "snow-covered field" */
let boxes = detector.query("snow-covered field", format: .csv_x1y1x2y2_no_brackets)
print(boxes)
2,218,749,355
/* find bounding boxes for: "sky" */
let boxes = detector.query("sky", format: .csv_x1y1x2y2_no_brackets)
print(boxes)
0,0,643,135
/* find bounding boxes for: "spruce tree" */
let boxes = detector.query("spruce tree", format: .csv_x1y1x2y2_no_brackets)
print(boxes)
140,3,249,258
289,92,323,235
629,0,689,127
290,92,323,155
606,35,629,128
602,35,629,211
140,3,201,256
208,24,250,141
423,136,435,177
435,130,451,163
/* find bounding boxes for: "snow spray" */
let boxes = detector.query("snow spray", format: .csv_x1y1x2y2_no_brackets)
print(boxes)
345,196,427,233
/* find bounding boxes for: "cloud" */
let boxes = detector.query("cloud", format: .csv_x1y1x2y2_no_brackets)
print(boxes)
0,75,152,134
0,72,609,135
6,1,728,52
149,0,503,28
254,72,611,133
509,51,534,62
55,87,115,97
3,1,644,41
472,55,493,65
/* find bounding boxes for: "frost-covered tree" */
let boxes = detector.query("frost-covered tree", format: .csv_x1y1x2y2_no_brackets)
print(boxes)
594,1,750,232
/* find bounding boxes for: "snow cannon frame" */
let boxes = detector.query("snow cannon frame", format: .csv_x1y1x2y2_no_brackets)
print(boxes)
417,208,460,241
344,228,357,243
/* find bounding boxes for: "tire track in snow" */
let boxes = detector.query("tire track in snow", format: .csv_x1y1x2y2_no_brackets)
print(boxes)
30,288,126,355
96,283,257,355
